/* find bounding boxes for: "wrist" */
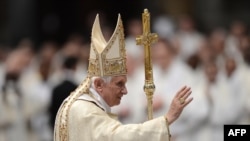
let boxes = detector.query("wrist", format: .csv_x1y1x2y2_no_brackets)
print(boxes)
164,116,172,138
165,114,173,125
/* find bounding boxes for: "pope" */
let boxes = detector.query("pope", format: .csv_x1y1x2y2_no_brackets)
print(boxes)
53,14,193,141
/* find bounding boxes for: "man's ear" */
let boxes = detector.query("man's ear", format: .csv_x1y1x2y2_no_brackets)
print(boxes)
94,78,104,91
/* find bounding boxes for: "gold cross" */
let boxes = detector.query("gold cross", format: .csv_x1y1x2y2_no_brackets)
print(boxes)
136,9,158,120
136,9,158,81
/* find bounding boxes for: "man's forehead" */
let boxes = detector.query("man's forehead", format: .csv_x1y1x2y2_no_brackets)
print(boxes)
112,75,127,81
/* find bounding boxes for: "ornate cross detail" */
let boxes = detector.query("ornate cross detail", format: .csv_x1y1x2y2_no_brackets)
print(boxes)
136,9,158,120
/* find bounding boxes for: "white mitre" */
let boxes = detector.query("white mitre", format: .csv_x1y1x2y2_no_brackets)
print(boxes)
88,14,127,77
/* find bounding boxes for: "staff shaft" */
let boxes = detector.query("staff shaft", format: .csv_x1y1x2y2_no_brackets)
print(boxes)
136,9,158,120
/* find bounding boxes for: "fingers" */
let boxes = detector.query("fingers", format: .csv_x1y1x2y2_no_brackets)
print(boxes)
176,85,187,97
176,85,193,106
177,86,191,99
182,97,193,107
182,90,192,100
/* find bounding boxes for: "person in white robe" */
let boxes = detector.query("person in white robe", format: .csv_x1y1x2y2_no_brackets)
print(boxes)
20,65,53,141
54,14,193,141
151,38,210,141
19,41,60,141
224,21,247,65
195,60,235,141
172,15,204,62
241,64,250,124
0,49,32,141
223,55,248,124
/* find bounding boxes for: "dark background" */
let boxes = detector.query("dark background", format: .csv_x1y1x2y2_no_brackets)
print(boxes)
0,0,250,49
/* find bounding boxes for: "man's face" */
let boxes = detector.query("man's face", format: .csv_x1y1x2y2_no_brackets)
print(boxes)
102,75,128,107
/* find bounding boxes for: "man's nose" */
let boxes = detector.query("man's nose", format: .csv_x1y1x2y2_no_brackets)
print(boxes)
122,86,128,95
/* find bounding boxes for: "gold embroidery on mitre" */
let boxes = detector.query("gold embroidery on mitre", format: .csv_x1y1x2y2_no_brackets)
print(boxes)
88,14,127,77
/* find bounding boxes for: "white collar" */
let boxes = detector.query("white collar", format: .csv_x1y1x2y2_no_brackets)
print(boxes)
89,88,111,113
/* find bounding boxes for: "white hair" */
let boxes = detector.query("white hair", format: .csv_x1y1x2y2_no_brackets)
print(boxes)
90,76,113,89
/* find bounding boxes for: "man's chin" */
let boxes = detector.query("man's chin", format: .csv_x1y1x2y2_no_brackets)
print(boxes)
111,101,121,107
115,100,121,105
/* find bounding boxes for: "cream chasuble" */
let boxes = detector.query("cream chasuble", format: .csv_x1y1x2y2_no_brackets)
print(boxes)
54,92,170,141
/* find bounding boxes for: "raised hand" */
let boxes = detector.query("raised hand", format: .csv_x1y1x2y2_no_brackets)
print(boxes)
165,86,193,125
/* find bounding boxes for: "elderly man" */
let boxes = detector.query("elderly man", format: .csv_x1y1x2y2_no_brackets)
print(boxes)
54,14,193,141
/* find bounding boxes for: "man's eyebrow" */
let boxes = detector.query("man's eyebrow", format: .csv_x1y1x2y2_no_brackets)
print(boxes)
116,81,123,84
116,80,125,84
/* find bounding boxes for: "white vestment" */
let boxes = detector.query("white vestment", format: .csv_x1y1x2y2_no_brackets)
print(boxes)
54,90,171,141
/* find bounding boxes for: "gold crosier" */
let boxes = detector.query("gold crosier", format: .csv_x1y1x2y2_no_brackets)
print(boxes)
136,9,158,120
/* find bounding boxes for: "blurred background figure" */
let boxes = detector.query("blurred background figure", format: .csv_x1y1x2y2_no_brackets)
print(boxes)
19,40,58,141
172,15,204,62
0,42,34,141
124,17,144,65
225,20,247,65
49,56,78,130
151,38,210,141
207,28,227,70
223,54,248,124
153,14,175,40
49,34,87,85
